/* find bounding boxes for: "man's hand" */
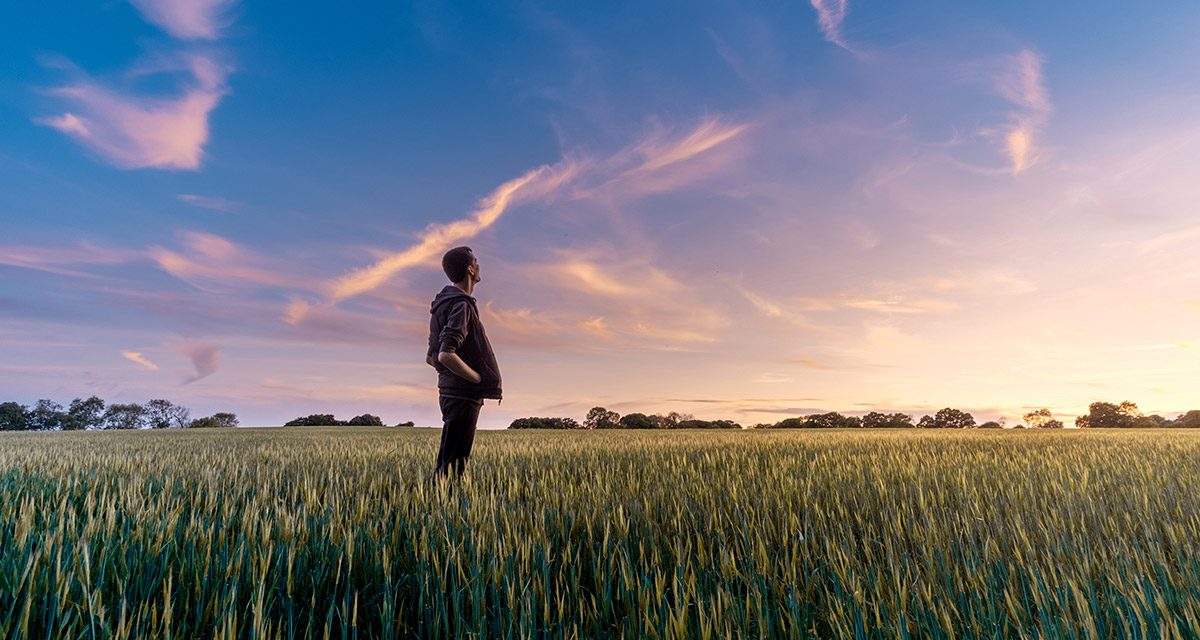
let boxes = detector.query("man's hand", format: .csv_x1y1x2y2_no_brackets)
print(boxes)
437,351,482,384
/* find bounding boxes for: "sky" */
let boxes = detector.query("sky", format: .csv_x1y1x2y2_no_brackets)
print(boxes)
3,1,1200,428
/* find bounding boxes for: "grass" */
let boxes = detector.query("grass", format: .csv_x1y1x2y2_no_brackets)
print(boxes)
2,427,1200,638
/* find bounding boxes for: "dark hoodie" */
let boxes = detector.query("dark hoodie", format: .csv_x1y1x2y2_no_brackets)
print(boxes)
427,285,502,400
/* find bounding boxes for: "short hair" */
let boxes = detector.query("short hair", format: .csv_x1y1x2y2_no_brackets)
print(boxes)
442,246,475,282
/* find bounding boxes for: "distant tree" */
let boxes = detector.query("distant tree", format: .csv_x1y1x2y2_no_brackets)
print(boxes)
805,412,861,429
657,412,693,429
1147,414,1171,427
584,407,621,430
1075,401,1155,428
618,413,657,429
861,412,914,428
285,414,342,426
919,408,975,429
211,412,239,428
1175,410,1200,428
103,403,146,430
977,421,1004,429
771,417,809,429
1023,408,1063,429
347,414,384,426
0,402,29,431
66,396,105,430
189,412,239,428
167,404,192,429
144,399,178,429
395,420,415,427
676,419,741,429
508,417,582,429
28,399,68,430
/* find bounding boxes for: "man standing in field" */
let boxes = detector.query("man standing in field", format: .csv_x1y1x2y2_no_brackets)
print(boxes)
426,246,502,479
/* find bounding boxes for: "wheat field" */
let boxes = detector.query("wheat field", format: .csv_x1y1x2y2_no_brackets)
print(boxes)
2,427,1199,638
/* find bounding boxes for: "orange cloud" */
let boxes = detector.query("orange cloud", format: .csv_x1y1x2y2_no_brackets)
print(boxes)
121,351,159,371
325,160,583,306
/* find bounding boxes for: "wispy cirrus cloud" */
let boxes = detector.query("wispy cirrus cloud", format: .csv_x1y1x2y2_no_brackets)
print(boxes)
991,49,1051,174
809,0,850,50
0,241,138,276
325,161,583,305
37,54,229,170
150,230,291,291
312,117,750,315
121,350,159,370
129,0,237,40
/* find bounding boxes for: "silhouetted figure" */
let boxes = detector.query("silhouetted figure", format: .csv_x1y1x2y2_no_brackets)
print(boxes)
426,246,502,480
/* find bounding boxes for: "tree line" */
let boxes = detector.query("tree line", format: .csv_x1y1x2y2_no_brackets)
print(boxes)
508,402,1200,430
283,413,414,427
0,396,238,431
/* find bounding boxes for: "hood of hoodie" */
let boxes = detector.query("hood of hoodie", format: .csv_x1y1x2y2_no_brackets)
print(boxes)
431,285,475,314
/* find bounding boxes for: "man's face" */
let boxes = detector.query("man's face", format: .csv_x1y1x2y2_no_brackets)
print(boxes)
469,255,481,284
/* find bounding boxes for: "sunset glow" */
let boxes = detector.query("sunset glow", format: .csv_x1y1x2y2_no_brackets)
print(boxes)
3,1,1200,427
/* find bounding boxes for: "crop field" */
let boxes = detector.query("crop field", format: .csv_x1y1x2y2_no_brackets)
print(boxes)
2,428,1200,639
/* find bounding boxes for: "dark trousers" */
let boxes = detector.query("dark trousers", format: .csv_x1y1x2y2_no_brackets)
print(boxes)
434,395,483,479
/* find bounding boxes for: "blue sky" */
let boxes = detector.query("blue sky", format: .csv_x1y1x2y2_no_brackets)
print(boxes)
3,0,1200,427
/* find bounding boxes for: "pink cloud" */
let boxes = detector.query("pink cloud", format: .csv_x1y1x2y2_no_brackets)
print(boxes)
37,55,229,170
0,241,138,276
810,0,850,50
169,341,221,383
991,49,1052,174
150,230,291,291
129,0,237,40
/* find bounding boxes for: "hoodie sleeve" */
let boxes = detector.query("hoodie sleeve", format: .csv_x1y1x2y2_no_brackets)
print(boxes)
438,300,472,354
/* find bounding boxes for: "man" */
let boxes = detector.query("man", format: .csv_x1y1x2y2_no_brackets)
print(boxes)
426,246,502,479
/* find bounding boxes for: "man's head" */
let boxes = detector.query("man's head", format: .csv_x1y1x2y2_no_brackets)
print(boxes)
442,246,480,285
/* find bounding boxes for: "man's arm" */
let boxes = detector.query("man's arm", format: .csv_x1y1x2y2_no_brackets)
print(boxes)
438,351,481,383
436,300,480,382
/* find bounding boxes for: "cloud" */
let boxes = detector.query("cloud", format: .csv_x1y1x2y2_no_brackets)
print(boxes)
625,118,751,174
170,341,221,383
809,0,850,50
735,286,783,318
542,259,685,299
990,49,1052,174
121,350,159,370
150,230,291,291
37,55,229,170
325,160,583,305
129,0,237,40
317,117,749,316
282,297,310,325
0,241,138,276
794,295,959,314
179,194,241,212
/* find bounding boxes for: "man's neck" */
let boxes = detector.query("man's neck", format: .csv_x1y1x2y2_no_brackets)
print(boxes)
453,281,474,296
